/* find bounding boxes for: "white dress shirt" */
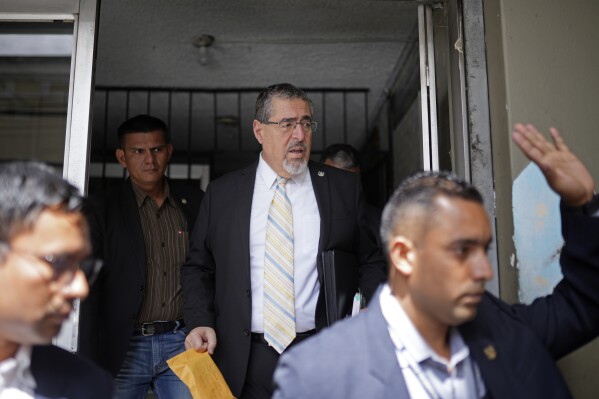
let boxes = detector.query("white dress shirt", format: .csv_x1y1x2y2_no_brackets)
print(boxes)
250,154,321,333
380,284,487,398
0,345,35,399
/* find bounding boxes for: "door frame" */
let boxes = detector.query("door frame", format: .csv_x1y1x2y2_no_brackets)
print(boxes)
0,0,100,351
418,0,498,295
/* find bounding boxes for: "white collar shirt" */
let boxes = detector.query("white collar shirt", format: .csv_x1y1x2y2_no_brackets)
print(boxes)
0,345,35,399
250,154,321,333
380,284,487,398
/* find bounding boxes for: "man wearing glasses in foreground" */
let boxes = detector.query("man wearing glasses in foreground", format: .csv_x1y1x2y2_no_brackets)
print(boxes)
181,83,386,398
0,161,111,398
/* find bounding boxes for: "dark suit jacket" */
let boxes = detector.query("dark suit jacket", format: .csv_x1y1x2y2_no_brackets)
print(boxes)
32,344,113,398
364,202,383,250
273,204,599,399
79,178,203,376
181,160,386,396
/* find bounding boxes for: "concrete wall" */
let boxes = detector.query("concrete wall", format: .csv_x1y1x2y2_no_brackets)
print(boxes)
484,0,599,397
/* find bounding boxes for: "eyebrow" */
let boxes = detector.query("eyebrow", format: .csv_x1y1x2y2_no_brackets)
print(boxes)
450,237,493,248
279,116,312,122
128,144,166,150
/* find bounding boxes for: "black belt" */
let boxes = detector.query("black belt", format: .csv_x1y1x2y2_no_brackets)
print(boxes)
133,319,185,336
251,330,316,349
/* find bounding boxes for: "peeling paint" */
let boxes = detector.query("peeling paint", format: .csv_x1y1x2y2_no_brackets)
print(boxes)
535,203,548,217
534,275,549,288
471,134,482,153
513,164,563,304
454,37,463,54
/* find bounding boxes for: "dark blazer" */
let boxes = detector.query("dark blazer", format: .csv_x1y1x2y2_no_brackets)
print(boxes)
181,160,386,396
273,205,599,399
364,202,383,250
32,344,113,398
79,178,203,376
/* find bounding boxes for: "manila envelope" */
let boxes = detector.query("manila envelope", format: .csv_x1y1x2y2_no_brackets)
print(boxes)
167,349,235,399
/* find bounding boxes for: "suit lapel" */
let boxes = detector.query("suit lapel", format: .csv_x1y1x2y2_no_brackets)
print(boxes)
459,297,510,399
168,179,192,226
119,180,147,278
236,162,258,275
364,291,411,398
461,332,505,398
308,161,331,282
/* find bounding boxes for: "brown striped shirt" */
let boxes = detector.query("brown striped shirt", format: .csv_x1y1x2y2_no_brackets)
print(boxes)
132,180,188,323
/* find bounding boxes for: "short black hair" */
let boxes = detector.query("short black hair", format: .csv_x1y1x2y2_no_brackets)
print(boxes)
380,171,484,255
320,144,361,170
0,161,83,248
117,114,170,148
255,83,313,122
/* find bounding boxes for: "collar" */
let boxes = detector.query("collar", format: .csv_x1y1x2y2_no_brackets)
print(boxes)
257,152,309,190
0,345,36,392
131,178,172,208
380,284,470,368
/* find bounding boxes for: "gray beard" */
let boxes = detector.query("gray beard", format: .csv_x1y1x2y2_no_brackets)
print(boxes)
283,157,308,176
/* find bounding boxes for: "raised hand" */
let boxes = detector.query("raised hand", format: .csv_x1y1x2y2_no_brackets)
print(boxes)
512,123,595,207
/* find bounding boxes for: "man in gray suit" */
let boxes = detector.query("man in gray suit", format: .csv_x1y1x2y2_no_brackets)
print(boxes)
273,124,599,398
0,161,112,398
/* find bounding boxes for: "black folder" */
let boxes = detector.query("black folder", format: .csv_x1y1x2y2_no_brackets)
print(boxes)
321,249,359,326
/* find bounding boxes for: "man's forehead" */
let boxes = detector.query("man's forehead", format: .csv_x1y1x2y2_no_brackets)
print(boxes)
395,196,488,241
10,209,87,246
40,209,87,231
270,97,312,116
123,131,167,145
426,196,490,236
433,195,487,217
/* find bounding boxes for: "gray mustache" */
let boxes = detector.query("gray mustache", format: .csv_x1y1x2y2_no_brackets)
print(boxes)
287,141,307,151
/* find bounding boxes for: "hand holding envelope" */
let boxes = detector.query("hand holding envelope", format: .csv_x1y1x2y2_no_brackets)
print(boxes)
167,349,235,399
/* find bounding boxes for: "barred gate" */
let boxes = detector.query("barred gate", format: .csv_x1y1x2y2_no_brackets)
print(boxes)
90,86,372,194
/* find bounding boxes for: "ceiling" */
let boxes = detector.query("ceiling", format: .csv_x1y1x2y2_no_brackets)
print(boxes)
94,0,421,119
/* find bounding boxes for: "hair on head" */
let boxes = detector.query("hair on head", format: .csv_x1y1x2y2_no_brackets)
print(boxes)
0,161,82,247
320,143,361,170
255,83,313,123
117,114,170,148
380,170,484,255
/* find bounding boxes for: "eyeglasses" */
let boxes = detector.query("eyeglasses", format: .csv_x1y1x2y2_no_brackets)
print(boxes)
262,120,318,133
10,249,103,287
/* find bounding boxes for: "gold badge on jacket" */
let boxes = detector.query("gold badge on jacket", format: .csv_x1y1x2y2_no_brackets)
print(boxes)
483,344,497,360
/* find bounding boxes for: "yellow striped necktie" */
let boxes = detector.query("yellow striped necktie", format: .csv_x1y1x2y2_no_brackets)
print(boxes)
264,176,296,353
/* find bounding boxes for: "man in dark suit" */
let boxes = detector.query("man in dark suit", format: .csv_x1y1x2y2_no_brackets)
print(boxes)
0,161,112,398
320,143,384,252
181,83,386,398
79,115,202,398
273,123,599,398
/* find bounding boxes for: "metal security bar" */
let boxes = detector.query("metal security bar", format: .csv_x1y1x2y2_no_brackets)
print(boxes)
91,86,369,193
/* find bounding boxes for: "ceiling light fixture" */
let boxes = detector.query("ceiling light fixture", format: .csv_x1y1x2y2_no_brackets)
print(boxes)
192,34,215,66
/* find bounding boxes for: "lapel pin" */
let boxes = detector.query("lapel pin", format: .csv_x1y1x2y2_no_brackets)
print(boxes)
483,344,497,360
181,198,187,204
318,171,325,177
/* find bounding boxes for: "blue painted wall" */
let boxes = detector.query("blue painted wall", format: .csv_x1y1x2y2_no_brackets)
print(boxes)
512,163,562,304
